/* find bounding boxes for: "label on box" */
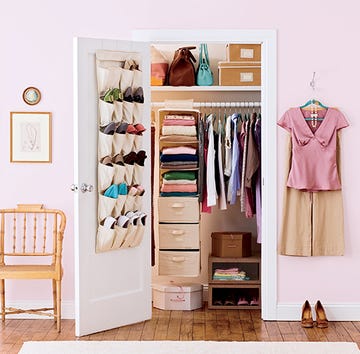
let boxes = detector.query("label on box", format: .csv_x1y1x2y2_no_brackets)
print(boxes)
240,48,254,59
240,72,254,82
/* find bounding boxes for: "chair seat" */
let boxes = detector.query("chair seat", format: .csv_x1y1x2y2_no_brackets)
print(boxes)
0,264,58,280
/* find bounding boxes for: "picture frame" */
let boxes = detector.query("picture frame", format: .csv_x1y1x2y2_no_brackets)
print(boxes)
10,112,52,163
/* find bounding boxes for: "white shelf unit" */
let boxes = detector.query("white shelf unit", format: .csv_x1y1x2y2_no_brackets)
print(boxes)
151,42,262,285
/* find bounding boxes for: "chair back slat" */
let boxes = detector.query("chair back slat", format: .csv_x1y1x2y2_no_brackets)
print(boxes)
0,205,66,264
42,213,47,254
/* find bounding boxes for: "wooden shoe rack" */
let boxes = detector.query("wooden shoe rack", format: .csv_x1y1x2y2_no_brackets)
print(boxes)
208,255,261,309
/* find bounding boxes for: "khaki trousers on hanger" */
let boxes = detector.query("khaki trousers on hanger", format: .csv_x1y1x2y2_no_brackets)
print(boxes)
279,133,345,256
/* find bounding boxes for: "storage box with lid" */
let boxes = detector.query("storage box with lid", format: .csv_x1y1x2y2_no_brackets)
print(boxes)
218,61,261,86
226,43,261,62
211,232,252,257
152,282,203,310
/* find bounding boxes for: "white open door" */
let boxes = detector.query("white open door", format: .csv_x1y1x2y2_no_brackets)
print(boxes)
73,37,152,336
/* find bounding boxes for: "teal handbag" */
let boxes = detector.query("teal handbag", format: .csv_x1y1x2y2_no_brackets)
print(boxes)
196,43,213,86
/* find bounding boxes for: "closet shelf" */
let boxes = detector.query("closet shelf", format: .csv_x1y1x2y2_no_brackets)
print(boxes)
151,85,261,92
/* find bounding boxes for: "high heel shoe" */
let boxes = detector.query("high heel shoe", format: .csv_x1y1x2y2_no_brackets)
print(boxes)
315,300,328,328
301,300,313,328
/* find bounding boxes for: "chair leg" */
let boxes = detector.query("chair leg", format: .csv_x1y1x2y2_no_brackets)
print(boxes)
52,279,57,325
56,280,61,332
0,279,4,322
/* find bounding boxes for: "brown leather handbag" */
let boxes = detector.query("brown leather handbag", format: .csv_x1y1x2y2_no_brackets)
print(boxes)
167,46,196,86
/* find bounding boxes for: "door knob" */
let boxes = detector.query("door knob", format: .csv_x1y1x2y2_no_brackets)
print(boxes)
70,184,78,192
80,183,94,193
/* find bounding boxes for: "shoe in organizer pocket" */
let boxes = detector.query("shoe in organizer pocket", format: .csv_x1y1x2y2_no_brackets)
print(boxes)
96,66,122,95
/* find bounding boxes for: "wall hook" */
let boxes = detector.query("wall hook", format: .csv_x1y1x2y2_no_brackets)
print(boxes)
310,72,316,91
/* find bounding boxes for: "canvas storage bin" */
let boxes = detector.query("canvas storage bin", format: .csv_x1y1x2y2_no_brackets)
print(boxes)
218,61,261,86
152,283,203,310
211,232,252,257
226,43,261,62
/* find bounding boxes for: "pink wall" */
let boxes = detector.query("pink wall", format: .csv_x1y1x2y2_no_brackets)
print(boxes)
1,0,359,305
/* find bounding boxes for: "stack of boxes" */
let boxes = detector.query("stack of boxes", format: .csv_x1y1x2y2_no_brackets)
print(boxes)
218,44,261,86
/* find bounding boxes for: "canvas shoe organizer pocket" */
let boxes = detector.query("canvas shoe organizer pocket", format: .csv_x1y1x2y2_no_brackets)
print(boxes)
131,213,147,247
98,160,115,192
96,66,122,95
98,193,117,222
133,102,144,124
111,224,128,249
113,162,126,184
120,213,140,248
96,224,116,252
132,69,143,91
99,99,114,126
113,100,123,123
98,122,115,159
119,68,135,92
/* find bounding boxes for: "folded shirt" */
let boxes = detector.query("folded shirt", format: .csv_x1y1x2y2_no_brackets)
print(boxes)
162,119,196,126
162,171,197,180
161,184,198,193
160,163,198,170
160,192,198,197
162,146,197,155
160,154,198,162
162,179,197,185
165,114,195,120
161,125,197,136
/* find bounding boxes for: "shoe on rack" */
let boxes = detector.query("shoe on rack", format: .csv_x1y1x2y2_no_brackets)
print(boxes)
315,300,328,328
301,300,314,328
133,87,144,103
237,297,249,306
100,121,116,135
250,297,259,306
124,87,133,102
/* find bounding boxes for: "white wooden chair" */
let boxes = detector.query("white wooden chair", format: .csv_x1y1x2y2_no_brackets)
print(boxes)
0,204,66,332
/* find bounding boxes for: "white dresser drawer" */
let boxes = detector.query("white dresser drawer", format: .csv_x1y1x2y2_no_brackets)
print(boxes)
158,197,199,222
159,251,200,276
159,223,199,249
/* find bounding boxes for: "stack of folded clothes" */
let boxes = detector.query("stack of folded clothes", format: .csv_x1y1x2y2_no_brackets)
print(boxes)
160,146,198,170
161,114,197,136
160,171,198,197
213,268,250,281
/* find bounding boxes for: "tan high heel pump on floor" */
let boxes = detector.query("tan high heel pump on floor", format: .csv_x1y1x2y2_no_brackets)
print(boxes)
315,300,329,328
301,300,313,328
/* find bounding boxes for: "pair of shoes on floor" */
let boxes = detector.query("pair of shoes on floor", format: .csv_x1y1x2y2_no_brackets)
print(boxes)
301,300,328,328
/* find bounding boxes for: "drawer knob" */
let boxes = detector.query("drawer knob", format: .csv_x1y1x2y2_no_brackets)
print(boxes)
171,256,185,263
171,203,185,208
171,230,185,236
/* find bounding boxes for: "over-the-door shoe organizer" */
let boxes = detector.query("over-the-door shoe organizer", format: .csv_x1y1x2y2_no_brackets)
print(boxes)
95,50,147,253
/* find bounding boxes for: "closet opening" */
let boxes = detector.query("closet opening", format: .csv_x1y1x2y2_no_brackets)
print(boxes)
150,42,263,311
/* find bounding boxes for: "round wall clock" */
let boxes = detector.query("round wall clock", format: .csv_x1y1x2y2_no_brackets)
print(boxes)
22,87,41,105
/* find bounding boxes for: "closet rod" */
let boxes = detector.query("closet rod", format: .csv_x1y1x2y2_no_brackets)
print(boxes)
151,101,261,108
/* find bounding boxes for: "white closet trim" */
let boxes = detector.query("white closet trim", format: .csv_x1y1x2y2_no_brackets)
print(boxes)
134,29,278,320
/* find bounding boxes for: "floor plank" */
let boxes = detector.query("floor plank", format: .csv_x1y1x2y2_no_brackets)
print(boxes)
2,306,360,354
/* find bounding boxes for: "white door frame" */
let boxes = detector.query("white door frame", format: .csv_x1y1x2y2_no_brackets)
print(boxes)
133,29,278,320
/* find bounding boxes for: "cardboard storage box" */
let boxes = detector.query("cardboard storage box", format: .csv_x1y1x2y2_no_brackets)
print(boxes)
152,283,203,310
226,43,261,62
218,61,261,86
211,232,252,257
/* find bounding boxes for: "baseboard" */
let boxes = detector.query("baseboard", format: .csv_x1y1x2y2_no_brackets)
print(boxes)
5,299,360,321
275,303,360,321
4,300,75,319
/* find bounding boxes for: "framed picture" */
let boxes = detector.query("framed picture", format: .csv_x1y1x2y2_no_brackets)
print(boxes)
10,112,52,163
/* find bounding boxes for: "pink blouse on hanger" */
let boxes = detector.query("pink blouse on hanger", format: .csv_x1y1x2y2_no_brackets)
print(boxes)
278,107,349,192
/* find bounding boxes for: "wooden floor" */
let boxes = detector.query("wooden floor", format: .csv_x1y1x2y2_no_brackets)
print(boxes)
2,305,360,353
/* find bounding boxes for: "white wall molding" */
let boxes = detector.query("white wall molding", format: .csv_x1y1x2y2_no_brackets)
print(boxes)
276,303,360,321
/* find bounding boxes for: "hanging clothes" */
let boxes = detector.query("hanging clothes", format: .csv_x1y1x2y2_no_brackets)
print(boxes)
254,115,262,243
228,114,241,205
240,117,250,212
217,119,227,210
206,114,217,207
278,107,349,256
